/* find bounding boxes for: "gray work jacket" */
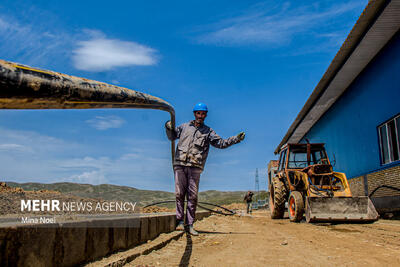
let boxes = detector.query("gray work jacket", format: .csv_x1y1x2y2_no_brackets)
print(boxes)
166,120,240,170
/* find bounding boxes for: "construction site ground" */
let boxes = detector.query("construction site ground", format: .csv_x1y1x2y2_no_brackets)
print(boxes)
96,209,400,267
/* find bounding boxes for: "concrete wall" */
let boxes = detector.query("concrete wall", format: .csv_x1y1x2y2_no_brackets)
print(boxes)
348,176,366,197
0,211,211,267
302,31,400,179
347,163,400,213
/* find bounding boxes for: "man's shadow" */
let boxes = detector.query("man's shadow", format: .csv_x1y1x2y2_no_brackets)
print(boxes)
178,230,255,266
179,232,192,267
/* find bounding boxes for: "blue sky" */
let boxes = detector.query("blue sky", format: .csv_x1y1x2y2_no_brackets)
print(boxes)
0,0,367,192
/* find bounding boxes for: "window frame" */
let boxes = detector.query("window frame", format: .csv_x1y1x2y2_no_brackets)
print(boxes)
378,114,400,165
278,149,287,171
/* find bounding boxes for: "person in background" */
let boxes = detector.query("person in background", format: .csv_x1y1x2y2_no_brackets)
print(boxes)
244,191,254,214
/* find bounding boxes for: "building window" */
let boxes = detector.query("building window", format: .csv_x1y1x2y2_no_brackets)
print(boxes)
378,114,400,164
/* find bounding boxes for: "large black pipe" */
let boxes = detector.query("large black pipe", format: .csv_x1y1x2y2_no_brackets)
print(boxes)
0,59,176,164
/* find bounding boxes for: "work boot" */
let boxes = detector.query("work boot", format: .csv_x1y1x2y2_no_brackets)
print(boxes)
176,220,184,231
188,225,199,236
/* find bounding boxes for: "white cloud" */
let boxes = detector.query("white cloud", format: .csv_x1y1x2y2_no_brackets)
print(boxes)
120,153,140,160
59,156,112,170
0,14,71,68
0,17,9,30
0,143,30,152
0,128,78,155
65,170,108,185
86,116,125,130
0,128,86,182
57,152,171,189
195,1,365,47
0,13,158,72
72,37,158,71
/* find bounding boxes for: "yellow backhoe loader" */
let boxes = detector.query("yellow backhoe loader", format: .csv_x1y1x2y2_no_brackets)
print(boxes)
269,143,379,223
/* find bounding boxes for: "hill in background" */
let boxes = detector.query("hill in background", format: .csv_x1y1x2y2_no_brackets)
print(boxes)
5,182,268,206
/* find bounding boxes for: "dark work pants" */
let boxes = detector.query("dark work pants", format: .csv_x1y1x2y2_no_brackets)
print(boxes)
174,165,202,225
246,202,252,214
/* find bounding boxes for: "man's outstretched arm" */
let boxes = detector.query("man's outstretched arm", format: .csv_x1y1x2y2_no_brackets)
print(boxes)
209,129,245,149
165,120,183,141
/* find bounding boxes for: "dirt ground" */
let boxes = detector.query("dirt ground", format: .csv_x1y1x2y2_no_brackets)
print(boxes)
124,210,400,267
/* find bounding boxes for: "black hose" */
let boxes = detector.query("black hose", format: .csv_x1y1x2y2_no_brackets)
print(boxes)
197,201,236,216
369,185,400,198
143,200,236,216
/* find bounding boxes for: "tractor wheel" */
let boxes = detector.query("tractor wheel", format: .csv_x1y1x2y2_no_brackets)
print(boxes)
288,191,304,222
269,177,287,219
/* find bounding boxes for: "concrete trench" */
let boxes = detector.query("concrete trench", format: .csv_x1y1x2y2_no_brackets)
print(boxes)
0,211,211,266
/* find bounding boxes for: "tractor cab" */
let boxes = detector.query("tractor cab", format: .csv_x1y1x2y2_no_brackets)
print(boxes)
278,143,330,170
276,143,335,192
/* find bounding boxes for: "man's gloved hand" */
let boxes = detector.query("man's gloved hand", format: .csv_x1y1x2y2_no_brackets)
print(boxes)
165,120,173,130
237,132,245,141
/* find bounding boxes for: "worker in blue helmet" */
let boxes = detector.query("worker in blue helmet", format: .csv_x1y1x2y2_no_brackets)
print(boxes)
165,102,245,235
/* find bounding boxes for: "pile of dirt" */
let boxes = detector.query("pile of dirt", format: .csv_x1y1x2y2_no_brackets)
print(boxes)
141,206,175,213
221,203,246,211
0,182,25,193
0,182,60,194
204,202,246,214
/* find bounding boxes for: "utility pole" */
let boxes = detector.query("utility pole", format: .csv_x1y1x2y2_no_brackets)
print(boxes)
255,168,259,202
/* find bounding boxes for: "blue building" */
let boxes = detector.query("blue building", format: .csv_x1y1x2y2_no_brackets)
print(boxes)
275,0,400,212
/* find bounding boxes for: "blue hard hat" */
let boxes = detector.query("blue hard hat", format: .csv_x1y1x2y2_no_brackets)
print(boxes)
193,102,208,112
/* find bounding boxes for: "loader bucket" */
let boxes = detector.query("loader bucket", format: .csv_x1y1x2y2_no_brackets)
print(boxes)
305,196,379,223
